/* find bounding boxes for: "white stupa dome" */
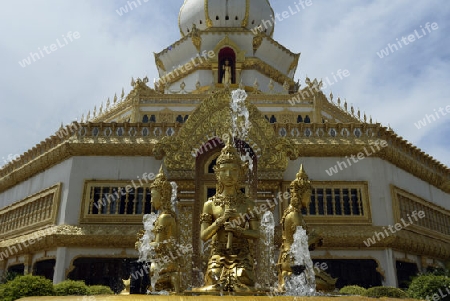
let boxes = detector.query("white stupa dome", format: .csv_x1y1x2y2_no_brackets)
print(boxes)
179,0,275,36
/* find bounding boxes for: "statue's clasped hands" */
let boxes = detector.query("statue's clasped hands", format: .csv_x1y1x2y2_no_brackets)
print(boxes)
215,209,239,228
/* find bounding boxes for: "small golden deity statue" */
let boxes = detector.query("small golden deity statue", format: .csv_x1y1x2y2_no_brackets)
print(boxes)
278,164,313,290
149,166,180,293
222,60,232,85
194,137,260,293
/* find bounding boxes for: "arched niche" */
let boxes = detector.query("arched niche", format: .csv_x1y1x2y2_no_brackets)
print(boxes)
218,47,236,84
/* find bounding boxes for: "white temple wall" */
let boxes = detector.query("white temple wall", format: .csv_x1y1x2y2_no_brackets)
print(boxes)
0,159,73,209
202,33,254,56
240,70,284,93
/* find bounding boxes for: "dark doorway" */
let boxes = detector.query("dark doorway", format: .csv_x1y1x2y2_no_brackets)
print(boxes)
314,259,383,288
7,264,24,276
396,261,418,289
33,259,55,281
68,258,146,294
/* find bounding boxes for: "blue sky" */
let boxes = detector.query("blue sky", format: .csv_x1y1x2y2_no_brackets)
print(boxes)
0,0,449,168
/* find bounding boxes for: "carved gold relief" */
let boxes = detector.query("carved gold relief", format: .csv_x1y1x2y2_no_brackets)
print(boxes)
0,183,61,239
190,24,202,52
154,53,166,72
153,88,298,177
288,53,300,73
204,0,213,27
241,0,250,27
252,32,264,54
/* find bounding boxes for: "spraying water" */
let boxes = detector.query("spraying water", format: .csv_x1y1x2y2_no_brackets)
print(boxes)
230,89,251,139
285,226,316,296
138,213,159,263
231,89,254,171
259,211,277,289
137,213,159,292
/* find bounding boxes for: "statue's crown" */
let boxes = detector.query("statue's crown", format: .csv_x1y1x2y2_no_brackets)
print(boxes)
150,165,172,194
290,164,311,190
216,135,242,166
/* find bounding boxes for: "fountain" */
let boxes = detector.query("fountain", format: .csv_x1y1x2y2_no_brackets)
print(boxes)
135,90,325,297
285,226,316,296
259,211,277,291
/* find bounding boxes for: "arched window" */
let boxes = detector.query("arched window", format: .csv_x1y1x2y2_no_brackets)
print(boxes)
304,115,311,123
176,115,184,123
269,115,277,124
297,115,303,123
218,47,236,84
142,115,149,123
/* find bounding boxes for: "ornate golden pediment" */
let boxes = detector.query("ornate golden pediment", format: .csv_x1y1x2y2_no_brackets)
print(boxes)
153,88,297,177
213,36,246,62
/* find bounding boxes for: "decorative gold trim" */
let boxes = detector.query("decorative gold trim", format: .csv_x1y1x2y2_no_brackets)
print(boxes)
288,53,301,73
0,121,448,195
190,24,202,52
391,185,450,241
153,89,297,176
281,181,372,224
80,180,154,224
205,0,212,28
213,36,246,62
154,53,166,72
252,32,264,54
0,183,61,239
241,0,250,27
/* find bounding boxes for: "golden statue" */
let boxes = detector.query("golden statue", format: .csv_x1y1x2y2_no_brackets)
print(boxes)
278,164,336,291
193,137,260,293
149,166,180,293
222,60,232,85
278,164,313,290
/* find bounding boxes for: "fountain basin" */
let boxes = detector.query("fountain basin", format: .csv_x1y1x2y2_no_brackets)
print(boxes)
18,296,418,301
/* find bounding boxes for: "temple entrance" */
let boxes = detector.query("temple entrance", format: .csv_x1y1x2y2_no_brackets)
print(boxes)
218,47,236,84
314,259,383,288
33,259,55,280
396,261,418,288
7,264,24,276
68,257,144,294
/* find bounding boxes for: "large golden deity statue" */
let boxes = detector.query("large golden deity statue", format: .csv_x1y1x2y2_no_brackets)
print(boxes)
194,137,260,293
148,166,180,293
278,164,313,290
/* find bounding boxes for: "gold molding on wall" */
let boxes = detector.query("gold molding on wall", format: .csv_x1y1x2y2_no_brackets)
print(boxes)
0,183,61,239
391,185,450,241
